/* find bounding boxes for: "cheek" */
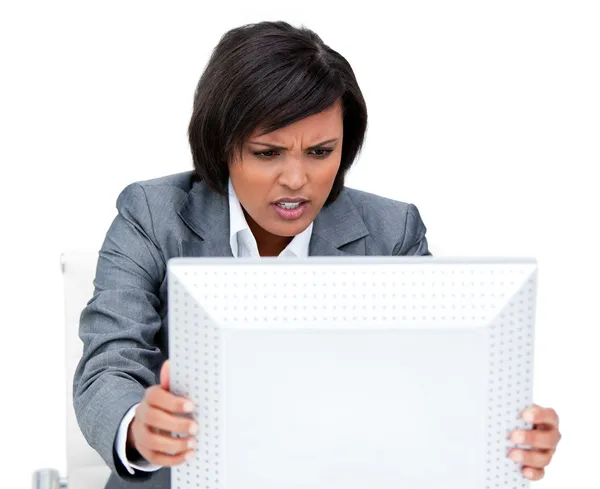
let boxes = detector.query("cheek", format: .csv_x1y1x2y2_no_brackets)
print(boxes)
312,159,341,189
229,162,274,197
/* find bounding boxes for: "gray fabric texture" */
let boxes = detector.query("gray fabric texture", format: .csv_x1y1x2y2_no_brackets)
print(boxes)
73,171,432,489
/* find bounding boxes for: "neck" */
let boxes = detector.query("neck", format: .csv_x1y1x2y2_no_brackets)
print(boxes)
244,210,292,257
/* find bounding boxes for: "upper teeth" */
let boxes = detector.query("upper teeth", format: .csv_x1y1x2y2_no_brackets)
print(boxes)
278,202,301,209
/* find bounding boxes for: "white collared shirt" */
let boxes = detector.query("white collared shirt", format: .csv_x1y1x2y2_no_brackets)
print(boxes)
115,178,314,474
228,178,313,258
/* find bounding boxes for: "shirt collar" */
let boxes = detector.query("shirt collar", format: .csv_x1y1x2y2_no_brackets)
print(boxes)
227,178,313,257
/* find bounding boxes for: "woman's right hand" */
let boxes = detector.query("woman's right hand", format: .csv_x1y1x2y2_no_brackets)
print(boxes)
127,360,198,466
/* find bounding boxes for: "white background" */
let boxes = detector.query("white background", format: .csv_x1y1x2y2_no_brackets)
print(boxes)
1,1,598,488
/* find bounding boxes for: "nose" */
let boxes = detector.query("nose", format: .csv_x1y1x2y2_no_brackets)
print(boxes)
277,157,308,190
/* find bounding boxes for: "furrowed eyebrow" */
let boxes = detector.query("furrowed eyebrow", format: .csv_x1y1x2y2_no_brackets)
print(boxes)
248,138,339,151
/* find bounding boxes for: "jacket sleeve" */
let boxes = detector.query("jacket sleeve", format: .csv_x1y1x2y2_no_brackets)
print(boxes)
73,182,167,482
393,203,433,256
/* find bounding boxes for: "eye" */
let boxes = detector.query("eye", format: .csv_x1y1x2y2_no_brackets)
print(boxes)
309,148,334,158
253,150,280,158
252,148,334,159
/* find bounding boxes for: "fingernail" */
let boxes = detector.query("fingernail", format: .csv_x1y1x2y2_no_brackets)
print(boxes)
187,438,197,449
186,451,195,462
512,432,525,444
183,401,195,413
189,423,199,435
522,409,535,423
509,450,523,462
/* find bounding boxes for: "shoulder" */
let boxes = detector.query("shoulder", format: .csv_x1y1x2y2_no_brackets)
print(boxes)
135,170,195,191
119,170,194,199
112,171,199,252
343,186,425,231
116,171,194,212
343,186,415,215
341,187,430,255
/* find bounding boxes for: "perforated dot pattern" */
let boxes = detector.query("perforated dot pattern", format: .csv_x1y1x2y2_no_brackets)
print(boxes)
485,275,536,489
170,278,222,489
168,259,536,489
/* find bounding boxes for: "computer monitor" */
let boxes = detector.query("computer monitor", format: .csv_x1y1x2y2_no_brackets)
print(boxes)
168,257,537,489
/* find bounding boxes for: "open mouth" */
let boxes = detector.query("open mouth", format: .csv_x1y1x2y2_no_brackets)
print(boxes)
272,201,309,220
276,202,304,209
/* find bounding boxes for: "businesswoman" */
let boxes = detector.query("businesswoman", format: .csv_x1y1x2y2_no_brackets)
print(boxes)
73,21,561,489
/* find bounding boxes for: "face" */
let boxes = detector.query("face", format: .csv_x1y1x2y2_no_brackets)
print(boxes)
228,100,343,254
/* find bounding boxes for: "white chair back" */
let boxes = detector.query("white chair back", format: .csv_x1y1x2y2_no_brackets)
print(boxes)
62,251,111,489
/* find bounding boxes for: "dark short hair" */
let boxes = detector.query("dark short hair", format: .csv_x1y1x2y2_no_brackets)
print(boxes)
188,20,368,204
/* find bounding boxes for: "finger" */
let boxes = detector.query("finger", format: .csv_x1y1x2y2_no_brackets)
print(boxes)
138,446,195,468
522,466,545,481
508,448,554,469
160,360,170,391
145,406,199,436
521,406,559,429
145,385,195,415
510,429,561,450
135,423,197,455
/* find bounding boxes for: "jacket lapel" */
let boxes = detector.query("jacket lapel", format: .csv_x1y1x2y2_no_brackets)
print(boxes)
177,179,233,257
309,191,369,256
177,181,369,257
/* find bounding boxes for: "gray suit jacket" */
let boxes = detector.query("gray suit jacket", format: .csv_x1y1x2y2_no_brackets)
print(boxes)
73,171,431,489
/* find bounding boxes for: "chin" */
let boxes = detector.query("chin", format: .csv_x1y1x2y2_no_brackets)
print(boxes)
267,217,313,238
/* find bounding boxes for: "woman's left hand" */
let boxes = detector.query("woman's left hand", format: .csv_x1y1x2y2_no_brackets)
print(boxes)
507,404,562,481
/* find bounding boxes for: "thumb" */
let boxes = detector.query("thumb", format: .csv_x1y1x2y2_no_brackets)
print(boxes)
160,360,170,391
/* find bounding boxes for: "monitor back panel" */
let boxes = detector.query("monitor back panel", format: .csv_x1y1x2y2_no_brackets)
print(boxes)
168,257,537,489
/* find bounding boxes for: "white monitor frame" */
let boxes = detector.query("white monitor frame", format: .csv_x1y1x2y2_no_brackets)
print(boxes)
168,257,537,489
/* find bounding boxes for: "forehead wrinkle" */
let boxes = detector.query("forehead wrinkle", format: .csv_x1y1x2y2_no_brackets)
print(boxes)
249,130,341,149
247,100,343,149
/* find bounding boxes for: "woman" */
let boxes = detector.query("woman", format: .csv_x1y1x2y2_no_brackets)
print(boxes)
73,21,561,489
